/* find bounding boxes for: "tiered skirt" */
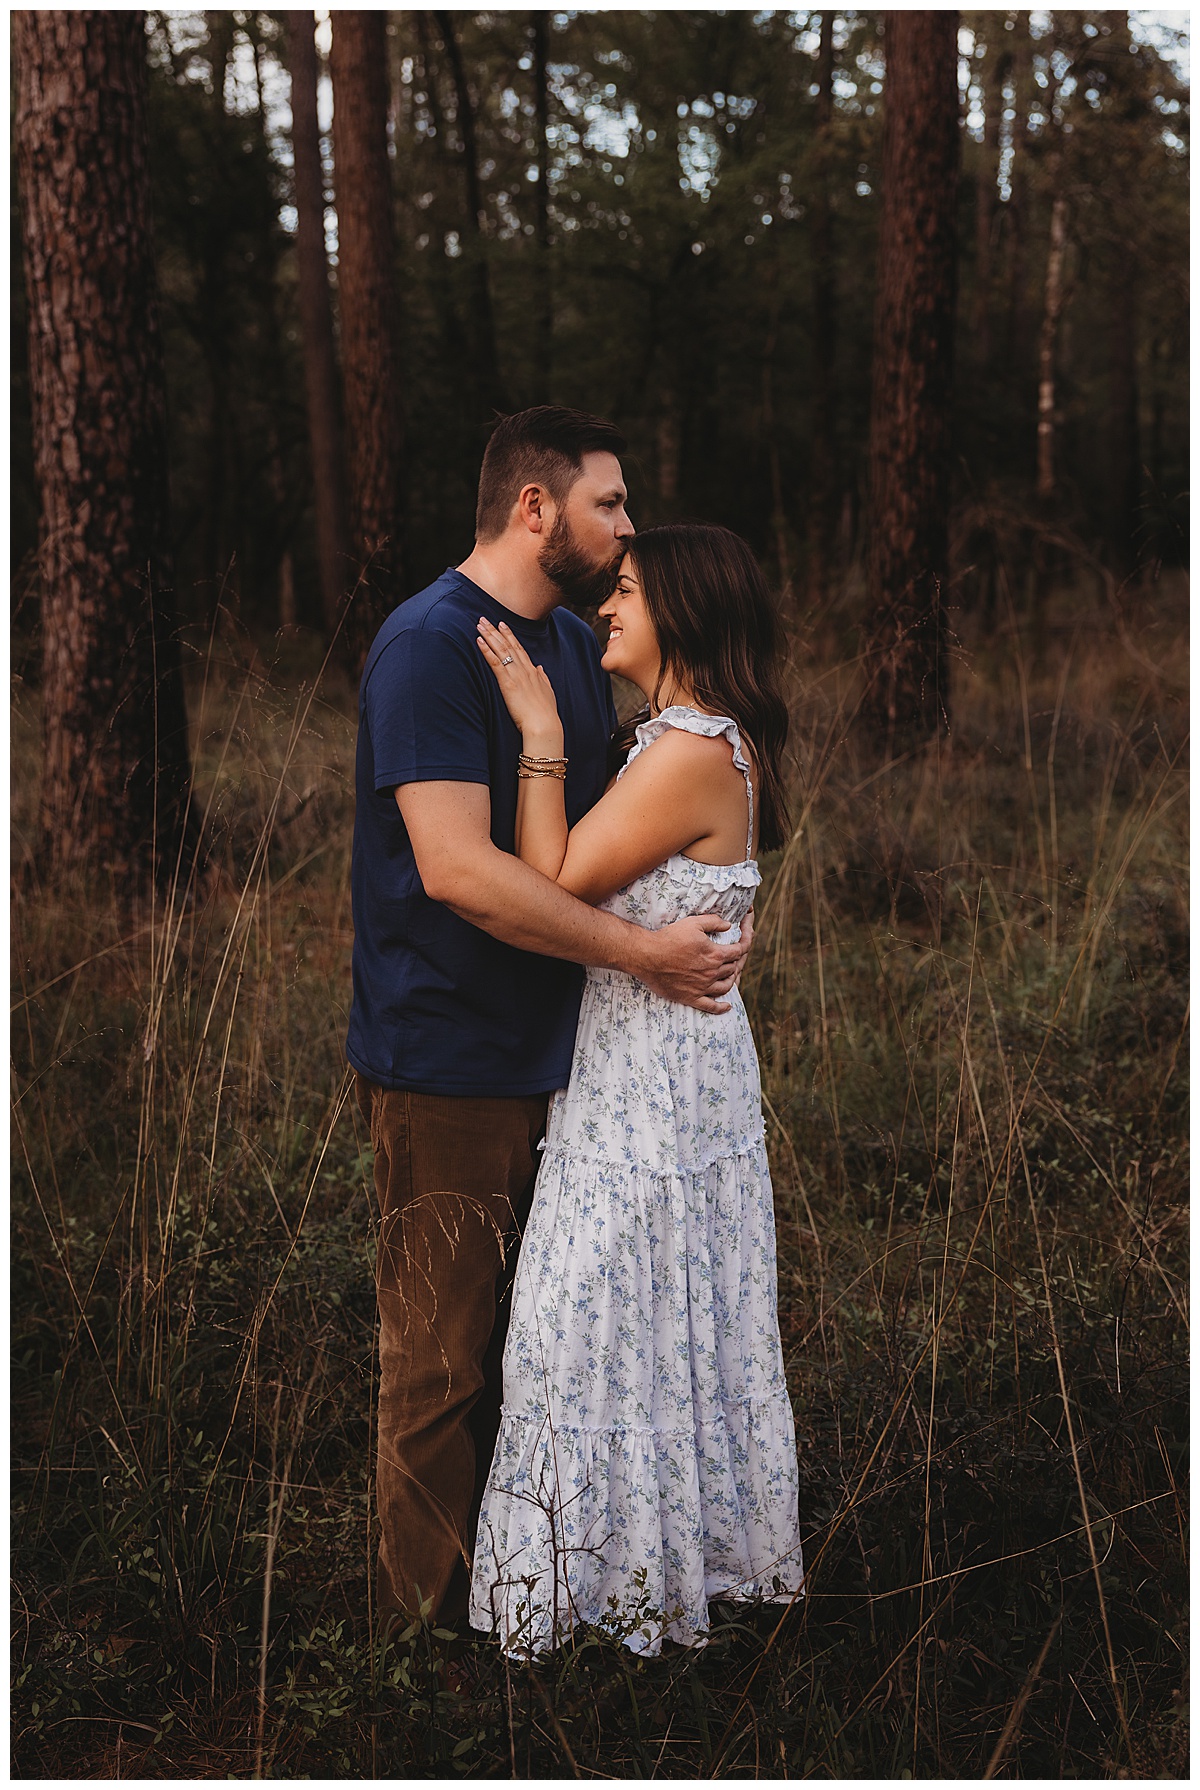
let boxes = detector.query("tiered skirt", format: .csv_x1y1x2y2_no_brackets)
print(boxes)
469,1130,805,1655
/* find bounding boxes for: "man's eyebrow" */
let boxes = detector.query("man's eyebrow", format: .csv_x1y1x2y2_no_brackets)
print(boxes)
599,487,628,502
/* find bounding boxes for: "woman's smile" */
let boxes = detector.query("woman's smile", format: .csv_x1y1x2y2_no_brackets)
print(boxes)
599,555,657,690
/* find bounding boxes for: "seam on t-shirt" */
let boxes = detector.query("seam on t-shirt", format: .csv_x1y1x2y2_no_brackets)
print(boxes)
360,600,485,701
374,765,491,792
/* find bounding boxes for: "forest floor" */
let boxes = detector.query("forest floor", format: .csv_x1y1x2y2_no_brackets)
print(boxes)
11,573,1189,1779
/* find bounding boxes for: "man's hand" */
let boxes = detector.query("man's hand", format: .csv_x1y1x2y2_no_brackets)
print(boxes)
632,912,753,1014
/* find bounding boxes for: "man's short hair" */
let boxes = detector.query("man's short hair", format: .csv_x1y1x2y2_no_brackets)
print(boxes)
475,406,627,542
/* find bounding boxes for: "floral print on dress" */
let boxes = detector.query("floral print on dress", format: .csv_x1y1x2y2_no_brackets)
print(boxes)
469,708,804,1656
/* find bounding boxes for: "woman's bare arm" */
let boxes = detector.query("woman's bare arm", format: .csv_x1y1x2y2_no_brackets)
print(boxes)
549,729,738,901
477,617,742,904
476,616,570,879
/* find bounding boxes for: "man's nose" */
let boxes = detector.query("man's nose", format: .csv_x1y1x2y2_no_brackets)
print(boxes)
617,511,635,539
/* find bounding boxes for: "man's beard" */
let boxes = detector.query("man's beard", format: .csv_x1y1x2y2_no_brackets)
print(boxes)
538,512,624,610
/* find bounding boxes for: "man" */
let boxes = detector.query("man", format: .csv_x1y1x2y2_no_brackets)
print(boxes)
348,406,751,1629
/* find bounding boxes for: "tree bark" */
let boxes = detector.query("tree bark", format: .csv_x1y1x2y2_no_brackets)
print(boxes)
206,8,233,109
807,9,837,602
762,252,793,601
1035,188,1067,501
434,11,504,415
285,10,349,635
330,10,406,669
973,25,1009,356
15,9,198,889
246,21,297,629
531,12,553,403
657,390,681,504
861,11,961,751
1003,12,1034,371
1148,331,1166,502
412,15,475,386
201,13,236,605
1107,254,1140,576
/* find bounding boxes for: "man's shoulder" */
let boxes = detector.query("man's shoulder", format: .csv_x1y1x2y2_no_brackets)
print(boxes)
380,572,474,640
364,574,476,677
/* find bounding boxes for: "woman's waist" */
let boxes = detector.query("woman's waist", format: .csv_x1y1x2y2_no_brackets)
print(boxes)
583,965,747,1006
597,862,757,933
598,900,750,935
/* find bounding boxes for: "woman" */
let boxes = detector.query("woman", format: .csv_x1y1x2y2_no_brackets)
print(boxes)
467,523,804,1655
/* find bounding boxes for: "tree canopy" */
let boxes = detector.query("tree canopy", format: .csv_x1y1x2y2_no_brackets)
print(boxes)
11,10,1189,637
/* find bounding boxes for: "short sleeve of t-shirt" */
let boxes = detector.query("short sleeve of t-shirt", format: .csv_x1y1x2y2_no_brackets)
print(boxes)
365,622,489,792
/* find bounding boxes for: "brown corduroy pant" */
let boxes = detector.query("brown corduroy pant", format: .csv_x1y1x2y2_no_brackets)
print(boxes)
356,1075,549,1628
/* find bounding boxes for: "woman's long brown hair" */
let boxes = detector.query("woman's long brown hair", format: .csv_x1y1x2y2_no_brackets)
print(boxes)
607,524,791,852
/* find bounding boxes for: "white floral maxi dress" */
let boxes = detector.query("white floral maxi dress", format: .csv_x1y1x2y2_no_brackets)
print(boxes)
469,707,804,1655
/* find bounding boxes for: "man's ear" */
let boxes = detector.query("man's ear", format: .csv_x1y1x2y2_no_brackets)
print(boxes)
516,482,554,535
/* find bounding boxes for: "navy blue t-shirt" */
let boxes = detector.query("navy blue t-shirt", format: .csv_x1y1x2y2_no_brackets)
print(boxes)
347,568,618,1095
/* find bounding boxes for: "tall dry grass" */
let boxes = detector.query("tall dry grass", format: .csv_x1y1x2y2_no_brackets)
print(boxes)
11,576,1188,1778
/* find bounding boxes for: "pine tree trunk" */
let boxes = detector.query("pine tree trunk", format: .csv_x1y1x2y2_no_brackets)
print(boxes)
1003,12,1034,372
1107,255,1140,577
531,12,553,403
973,28,1008,356
330,10,406,670
807,9,837,602
1148,332,1166,502
285,10,349,635
15,9,198,890
412,15,475,386
199,14,237,607
861,10,961,751
657,391,681,504
761,253,793,601
247,24,298,630
1104,12,1139,576
435,12,504,415
1035,188,1067,501
206,9,233,108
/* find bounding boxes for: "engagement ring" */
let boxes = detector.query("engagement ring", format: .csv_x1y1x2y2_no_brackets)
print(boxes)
501,654,514,665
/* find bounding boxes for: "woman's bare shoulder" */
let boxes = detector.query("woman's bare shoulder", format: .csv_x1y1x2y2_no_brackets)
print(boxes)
627,725,740,778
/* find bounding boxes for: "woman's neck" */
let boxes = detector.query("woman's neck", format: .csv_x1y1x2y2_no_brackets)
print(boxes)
649,673,701,715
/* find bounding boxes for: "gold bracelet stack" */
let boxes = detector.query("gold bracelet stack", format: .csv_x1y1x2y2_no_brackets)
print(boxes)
518,752,568,781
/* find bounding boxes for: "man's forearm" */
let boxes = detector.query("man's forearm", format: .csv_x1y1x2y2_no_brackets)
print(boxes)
435,841,647,973
398,780,744,1010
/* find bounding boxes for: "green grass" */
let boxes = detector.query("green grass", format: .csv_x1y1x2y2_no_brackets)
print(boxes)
11,578,1188,1777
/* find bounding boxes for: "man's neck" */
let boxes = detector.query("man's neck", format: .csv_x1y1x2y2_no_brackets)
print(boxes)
456,543,560,621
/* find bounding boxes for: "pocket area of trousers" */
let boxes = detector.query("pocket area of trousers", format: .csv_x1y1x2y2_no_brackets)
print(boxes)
370,1084,410,1161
